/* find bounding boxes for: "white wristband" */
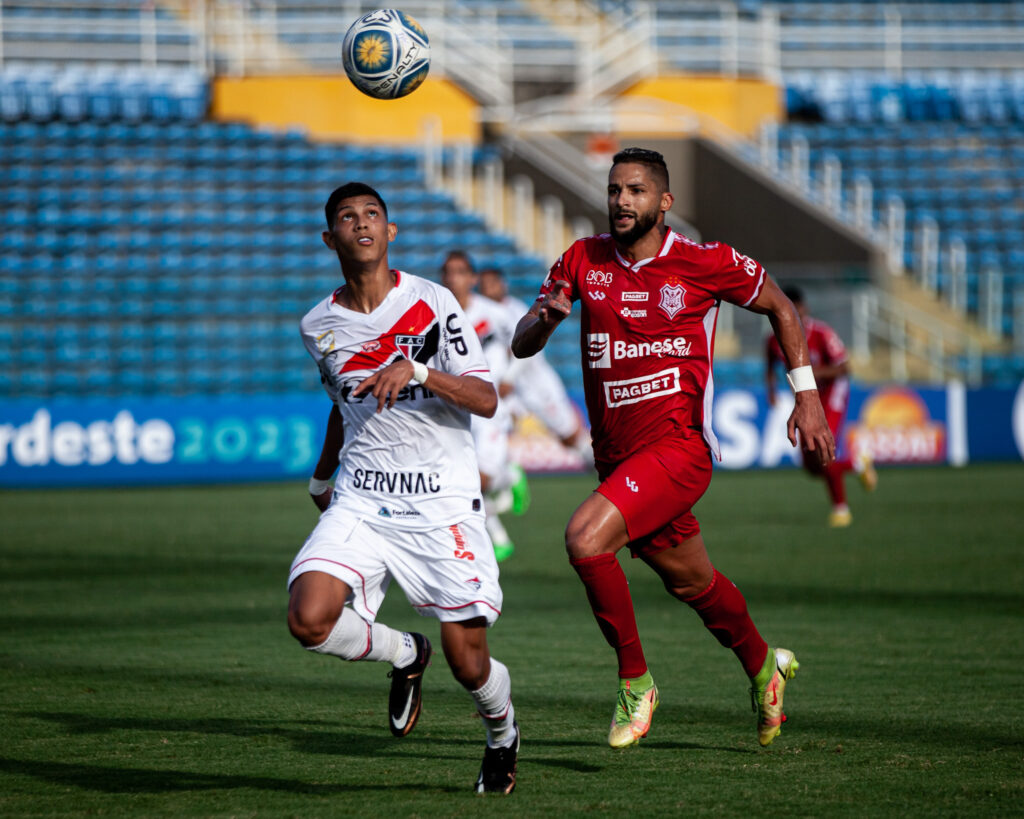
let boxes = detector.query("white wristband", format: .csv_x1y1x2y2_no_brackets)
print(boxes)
308,476,331,495
786,365,817,393
410,360,429,385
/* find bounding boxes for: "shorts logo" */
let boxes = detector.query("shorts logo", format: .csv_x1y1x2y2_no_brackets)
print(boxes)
465,576,482,591
622,291,648,302
620,307,647,319
658,284,686,319
588,291,607,301
604,367,681,408
396,334,426,360
316,331,336,354
586,333,611,369
625,477,639,493
586,269,614,287
450,524,475,561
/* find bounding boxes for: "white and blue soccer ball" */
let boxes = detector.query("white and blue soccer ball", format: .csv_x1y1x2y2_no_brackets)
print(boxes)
342,9,430,100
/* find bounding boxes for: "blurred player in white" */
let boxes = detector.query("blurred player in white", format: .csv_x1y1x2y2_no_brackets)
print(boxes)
440,251,529,563
477,266,592,466
288,183,519,794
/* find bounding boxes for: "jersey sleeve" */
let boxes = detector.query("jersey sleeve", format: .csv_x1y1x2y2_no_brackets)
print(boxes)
435,289,493,381
711,243,768,307
535,242,581,305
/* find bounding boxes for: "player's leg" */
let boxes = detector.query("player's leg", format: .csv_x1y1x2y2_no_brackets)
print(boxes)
441,618,519,794
287,514,431,737
473,410,527,561
815,407,856,526
642,534,798,747
567,493,656,748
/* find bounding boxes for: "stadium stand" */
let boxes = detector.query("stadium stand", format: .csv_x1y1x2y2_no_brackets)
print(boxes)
0,66,565,400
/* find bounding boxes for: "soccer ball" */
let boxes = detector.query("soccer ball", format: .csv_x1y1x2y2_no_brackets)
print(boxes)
342,9,431,100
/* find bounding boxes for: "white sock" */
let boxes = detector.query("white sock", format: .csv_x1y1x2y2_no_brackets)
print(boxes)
306,607,415,666
471,658,516,748
485,512,512,547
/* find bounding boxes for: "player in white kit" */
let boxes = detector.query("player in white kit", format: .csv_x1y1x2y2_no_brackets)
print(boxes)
477,267,592,465
288,183,519,794
439,251,530,563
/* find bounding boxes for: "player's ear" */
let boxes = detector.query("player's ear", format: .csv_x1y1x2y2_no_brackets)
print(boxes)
387,222,398,242
322,229,335,249
660,190,674,214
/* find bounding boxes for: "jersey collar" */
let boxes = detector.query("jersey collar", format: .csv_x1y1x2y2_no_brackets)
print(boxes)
613,229,676,272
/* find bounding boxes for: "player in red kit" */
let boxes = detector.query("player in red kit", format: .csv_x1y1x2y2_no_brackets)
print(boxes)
765,286,877,527
511,148,835,749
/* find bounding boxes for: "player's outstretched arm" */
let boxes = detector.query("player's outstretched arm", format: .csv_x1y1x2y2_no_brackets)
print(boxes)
511,280,571,359
352,359,498,418
747,278,836,466
309,405,343,511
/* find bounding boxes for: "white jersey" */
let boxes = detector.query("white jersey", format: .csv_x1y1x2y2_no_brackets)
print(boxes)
462,293,517,384
300,271,493,530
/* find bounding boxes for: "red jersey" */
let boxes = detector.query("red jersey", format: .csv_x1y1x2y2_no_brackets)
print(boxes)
537,230,767,464
766,316,849,414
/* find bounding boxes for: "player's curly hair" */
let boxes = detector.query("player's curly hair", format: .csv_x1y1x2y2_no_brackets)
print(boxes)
324,182,388,230
612,147,670,191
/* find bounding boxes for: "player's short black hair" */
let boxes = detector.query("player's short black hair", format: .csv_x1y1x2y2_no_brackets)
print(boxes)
612,147,670,191
479,267,505,280
783,285,805,305
324,182,388,230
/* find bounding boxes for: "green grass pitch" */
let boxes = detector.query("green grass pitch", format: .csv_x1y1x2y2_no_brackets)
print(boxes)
2,464,1023,816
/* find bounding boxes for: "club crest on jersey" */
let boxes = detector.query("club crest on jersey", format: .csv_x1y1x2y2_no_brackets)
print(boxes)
396,334,426,360
316,331,336,354
658,284,686,319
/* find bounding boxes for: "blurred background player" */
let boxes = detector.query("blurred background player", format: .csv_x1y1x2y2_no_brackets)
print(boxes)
477,267,593,467
765,286,878,527
513,148,835,750
440,251,530,563
288,183,519,794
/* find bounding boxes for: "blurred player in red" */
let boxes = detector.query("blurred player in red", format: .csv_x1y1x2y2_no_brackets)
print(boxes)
765,286,877,527
512,148,834,749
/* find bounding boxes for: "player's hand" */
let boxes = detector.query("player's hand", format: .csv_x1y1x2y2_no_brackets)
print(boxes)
310,487,333,512
787,390,836,467
497,381,515,399
537,280,572,327
352,359,417,413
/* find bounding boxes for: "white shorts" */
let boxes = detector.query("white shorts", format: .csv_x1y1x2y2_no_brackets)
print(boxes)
515,356,580,441
288,504,502,626
471,405,511,483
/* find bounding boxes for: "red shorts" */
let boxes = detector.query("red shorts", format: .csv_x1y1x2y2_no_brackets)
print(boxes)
596,428,713,558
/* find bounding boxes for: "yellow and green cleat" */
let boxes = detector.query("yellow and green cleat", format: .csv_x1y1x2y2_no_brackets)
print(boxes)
608,674,659,749
750,647,799,747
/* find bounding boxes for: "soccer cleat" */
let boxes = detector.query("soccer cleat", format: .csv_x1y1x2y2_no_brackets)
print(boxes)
387,633,431,737
493,541,515,563
509,465,531,516
828,507,852,528
856,451,878,493
475,722,519,794
608,678,659,748
751,647,799,747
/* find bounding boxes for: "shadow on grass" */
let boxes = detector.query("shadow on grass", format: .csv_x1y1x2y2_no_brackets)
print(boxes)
0,756,463,795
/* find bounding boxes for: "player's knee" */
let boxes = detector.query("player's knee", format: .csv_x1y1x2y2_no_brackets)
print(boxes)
287,602,336,648
449,651,490,690
564,517,604,560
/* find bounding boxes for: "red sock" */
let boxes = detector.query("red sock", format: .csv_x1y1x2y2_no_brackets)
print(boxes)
570,553,648,679
685,569,768,678
824,459,851,506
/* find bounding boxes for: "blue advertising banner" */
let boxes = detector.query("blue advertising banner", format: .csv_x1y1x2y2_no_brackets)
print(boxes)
0,395,327,487
1,382,1021,487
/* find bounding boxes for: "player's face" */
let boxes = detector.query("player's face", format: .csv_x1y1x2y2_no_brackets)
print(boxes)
478,272,506,302
322,196,396,264
607,163,671,246
440,256,476,300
